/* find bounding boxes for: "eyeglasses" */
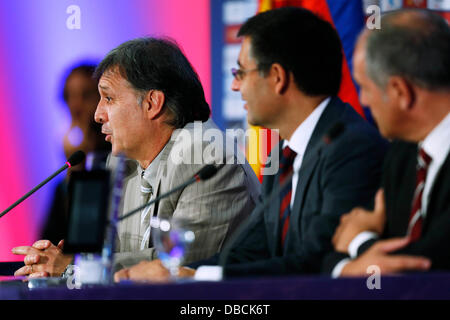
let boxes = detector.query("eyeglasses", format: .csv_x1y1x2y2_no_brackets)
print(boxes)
231,67,259,81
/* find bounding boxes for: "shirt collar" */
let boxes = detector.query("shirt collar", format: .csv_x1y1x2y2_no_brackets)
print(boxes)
139,143,167,187
421,112,450,165
283,97,331,155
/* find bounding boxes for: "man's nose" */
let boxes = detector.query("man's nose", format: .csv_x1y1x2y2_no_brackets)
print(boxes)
94,103,107,124
231,77,240,92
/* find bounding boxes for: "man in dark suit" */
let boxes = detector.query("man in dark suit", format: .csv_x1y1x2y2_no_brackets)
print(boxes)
114,7,388,282
327,9,450,276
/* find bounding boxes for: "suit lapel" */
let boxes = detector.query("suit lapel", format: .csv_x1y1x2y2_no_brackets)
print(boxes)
423,151,450,229
149,120,216,219
149,138,176,219
401,146,418,234
284,97,344,249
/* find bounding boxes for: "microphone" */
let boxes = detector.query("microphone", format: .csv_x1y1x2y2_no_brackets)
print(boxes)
219,122,346,266
0,150,86,219
118,164,220,222
67,150,86,168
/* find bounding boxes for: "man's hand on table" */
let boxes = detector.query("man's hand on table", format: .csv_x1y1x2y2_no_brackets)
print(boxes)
340,237,431,276
114,259,196,283
12,239,73,278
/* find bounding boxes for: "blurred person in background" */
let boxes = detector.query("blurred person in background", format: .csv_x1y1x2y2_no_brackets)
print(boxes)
40,63,110,245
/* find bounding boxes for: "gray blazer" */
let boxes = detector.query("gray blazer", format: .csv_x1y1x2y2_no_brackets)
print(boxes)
112,119,261,270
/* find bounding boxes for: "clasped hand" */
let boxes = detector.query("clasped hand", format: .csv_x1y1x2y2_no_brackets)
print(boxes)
12,239,73,278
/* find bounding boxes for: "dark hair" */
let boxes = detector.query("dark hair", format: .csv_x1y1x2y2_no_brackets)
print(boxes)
366,9,450,91
238,7,343,97
94,37,210,128
62,62,98,102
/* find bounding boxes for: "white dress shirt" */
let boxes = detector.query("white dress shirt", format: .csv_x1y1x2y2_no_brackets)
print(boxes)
420,112,450,218
284,97,331,208
333,111,450,277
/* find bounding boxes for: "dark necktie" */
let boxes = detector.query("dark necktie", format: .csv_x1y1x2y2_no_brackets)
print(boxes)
279,146,297,248
407,147,432,242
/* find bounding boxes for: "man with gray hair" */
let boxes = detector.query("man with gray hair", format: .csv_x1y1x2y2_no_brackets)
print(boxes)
327,9,450,276
12,37,261,278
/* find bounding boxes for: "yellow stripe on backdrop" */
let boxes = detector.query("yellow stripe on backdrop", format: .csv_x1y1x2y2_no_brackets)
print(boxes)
246,0,275,181
258,0,273,12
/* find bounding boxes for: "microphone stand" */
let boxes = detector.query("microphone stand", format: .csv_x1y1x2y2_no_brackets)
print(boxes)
117,164,219,222
0,150,85,219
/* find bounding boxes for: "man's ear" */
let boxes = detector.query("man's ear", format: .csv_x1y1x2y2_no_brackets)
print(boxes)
143,90,165,120
271,63,289,95
386,76,416,112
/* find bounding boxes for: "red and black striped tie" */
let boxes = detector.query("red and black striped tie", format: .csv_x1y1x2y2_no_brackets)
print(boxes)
407,148,432,242
279,146,297,248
